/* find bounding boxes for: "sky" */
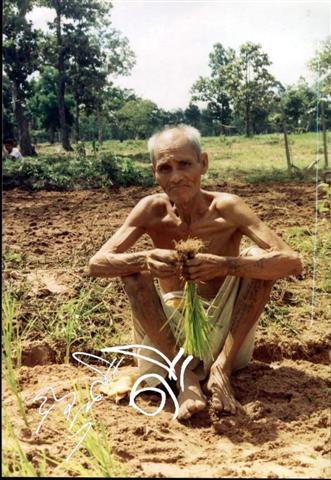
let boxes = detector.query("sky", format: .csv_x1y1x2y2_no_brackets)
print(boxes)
28,0,330,110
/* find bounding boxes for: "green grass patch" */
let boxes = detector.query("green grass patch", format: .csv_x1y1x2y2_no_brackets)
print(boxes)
7,132,322,190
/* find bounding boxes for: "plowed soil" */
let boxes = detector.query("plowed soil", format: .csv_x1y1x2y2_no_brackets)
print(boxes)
3,182,331,478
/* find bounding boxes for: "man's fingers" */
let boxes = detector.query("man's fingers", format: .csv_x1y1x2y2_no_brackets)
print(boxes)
184,257,202,266
148,259,175,272
147,258,177,278
148,266,175,278
182,265,201,275
150,251,177,264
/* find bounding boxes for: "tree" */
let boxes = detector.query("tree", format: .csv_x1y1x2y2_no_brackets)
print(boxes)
3,1,40,155
191,42,278,136
309,36,331,98
80,26,135,143
115,99,161,139
281,79,316,133
191,43,233,134
2,75,16,140
40,0,135,148
39,0,108,150
28,67,74,143
184,104,201,128
309,37,330,168
228,42,278,136
66,29,106,142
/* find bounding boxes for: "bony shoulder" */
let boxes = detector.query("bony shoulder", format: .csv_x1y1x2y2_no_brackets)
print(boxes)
215,193,243,211
137,193,167,208
135,193,168,218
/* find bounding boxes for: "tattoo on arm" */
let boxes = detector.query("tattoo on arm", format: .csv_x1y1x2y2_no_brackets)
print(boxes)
226,259,241,273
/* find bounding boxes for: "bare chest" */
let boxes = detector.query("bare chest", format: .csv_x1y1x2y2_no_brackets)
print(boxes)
147,212,241,256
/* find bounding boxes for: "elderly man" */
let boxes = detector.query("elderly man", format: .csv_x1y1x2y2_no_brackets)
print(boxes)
89,125,302,421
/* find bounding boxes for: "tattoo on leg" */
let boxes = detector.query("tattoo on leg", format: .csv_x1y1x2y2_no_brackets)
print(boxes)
230,279,273,333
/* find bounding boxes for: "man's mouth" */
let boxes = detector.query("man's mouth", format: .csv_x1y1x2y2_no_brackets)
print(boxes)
170,185,189,191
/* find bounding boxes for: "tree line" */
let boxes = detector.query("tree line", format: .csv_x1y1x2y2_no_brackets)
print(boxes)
3,1,330,156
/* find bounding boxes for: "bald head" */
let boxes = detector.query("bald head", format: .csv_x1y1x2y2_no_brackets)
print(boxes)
148,124,202,164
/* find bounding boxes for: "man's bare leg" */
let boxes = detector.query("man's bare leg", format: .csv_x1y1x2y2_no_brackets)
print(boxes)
122,272,207,420
207,276,274,414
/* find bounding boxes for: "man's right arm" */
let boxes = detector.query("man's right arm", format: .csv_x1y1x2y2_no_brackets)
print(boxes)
89,196,177,279
89,198,150,278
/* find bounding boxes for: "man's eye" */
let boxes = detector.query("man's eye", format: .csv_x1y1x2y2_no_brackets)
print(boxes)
158,165,170,172
179,162,189,167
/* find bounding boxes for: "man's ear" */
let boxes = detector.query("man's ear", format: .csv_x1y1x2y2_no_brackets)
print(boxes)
151,163,156,177
201,152,208,174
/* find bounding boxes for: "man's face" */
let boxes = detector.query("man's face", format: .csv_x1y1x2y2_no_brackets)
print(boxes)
152,132,208,204
4,143,13,153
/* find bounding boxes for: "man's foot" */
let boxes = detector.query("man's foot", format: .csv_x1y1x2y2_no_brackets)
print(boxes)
206,365,242,415
176,370,207,420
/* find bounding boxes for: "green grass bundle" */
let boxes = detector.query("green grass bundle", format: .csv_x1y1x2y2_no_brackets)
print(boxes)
173,238,214,360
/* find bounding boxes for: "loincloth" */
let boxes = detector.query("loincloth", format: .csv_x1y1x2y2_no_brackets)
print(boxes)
132,273,259,387
100,246,260,400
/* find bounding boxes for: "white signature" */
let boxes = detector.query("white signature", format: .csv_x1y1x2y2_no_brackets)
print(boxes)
31,345,193,461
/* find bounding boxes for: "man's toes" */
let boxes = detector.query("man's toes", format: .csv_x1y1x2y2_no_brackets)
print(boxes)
235,400,245,414
178,400,194,420
190,399,206,412
212,393,224,412
178,399,206,420
224,400,236,415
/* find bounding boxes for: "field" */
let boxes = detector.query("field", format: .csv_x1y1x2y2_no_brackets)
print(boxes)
2,133,331,477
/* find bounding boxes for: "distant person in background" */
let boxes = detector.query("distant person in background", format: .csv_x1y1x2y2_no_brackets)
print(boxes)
3,138,24,160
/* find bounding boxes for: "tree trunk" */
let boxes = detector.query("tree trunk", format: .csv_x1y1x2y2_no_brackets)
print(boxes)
12,82,37,156
97,110,103,144
282,116,292,172
56,11,72,151
49,127,56,144
321,100,329,169
74,99,80,143
244,58,250,137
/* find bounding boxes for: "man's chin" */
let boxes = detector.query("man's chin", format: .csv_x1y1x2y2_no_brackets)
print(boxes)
167,191,194,204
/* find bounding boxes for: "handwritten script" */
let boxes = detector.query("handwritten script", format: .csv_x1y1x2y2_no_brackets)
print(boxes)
32,345,192,461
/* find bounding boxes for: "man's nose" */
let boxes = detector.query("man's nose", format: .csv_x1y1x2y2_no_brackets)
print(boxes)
170,169,182,183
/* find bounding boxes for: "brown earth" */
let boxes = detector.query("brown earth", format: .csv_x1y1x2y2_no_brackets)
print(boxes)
2,182,331,478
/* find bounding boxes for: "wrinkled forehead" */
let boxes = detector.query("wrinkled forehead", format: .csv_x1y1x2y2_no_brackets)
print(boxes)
154,131,197,159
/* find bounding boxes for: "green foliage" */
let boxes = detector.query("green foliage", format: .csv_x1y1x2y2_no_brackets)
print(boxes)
3,151,154,190
3,2,41,97
3,74,16,139
2,291,29,426
191,41,278,136
179,282,214,360
261,303,299,335
115,98,162,139
191,44,233,133
309,36,331,97
28,67,74,142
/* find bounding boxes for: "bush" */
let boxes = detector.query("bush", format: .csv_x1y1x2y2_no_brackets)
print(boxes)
2,152,154,191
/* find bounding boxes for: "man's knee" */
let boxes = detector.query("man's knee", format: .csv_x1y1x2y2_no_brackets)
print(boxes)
241,247,275,292
122,271,155,296
239,277,274,302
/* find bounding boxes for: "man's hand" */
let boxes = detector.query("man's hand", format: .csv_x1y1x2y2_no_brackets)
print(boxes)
146,248,178,278
182,253,228,282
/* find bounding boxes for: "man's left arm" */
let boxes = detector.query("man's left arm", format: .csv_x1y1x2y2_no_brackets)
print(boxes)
184,196,303,281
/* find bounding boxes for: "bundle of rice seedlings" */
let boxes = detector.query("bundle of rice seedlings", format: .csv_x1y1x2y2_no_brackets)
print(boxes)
170,238,214,360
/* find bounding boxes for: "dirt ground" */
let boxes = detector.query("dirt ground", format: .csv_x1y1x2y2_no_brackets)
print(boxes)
2,182,331,478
